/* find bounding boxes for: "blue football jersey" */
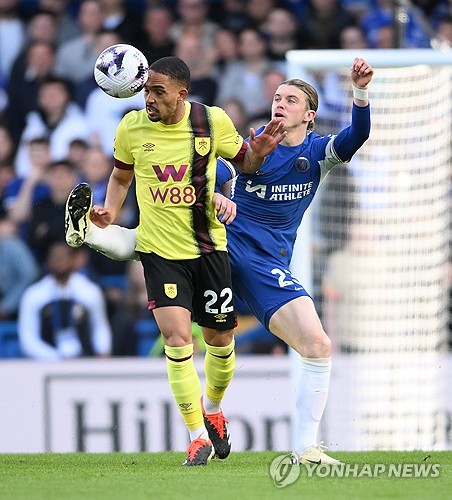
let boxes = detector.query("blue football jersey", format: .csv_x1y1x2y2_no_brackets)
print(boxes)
219,129,343,267
216,104,370,327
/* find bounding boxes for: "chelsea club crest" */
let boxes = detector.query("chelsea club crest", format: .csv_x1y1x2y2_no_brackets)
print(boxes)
294,157,310,174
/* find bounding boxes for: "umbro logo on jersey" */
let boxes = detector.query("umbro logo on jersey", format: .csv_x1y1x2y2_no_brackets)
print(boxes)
142,142,155,151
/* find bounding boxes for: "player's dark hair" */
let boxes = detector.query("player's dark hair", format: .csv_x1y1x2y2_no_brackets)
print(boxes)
149,56,191,89
280,79,318,131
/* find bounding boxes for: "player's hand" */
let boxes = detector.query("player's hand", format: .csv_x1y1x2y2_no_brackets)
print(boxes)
90,205,115,228
249,118,286,157
213,192,236,225
351,58,374,88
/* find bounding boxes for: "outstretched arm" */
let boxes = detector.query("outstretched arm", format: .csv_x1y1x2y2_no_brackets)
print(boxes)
333,58,374,162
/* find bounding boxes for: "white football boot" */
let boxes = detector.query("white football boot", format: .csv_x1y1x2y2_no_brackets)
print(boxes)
290,442,343,465
65,183,92,248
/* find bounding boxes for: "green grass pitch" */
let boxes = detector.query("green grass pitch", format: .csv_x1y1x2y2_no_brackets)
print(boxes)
1,451,451,500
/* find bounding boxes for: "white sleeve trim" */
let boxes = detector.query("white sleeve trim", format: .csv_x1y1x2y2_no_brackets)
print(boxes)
218,157,238,180
319,135,347,186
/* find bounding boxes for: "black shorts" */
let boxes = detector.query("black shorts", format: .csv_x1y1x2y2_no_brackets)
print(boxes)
138,251,236,331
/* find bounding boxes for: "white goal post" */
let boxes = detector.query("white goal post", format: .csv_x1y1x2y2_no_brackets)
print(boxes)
287,49,452,451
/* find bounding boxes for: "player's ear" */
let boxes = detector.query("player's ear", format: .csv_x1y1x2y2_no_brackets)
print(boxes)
179,88,188,101
304,109,316,122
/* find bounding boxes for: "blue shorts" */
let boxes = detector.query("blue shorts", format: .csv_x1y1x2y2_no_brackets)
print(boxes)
228,237,311,329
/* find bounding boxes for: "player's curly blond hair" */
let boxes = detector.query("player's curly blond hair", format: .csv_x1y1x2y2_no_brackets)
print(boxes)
280,79,318,131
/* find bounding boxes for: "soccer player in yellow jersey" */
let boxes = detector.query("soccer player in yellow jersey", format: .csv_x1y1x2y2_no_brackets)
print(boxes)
67,57,285,466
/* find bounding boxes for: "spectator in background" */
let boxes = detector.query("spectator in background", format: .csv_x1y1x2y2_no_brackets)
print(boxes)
134,5,175,65
213,28,239,75
36,0,80,45
220,98,250,138
4,8,60,129
77,146,111,207
6,40,56,145
54,0,106,85
0,0,25,91
373,21,394,48
360,0,432,48
97,0,142,46
216,28,273,118
169,0,219,47
246,0,278,30
298,0,356,49
261,7,303,69
339,24,369,49
4,137,51,228
15,76,88,177
0,215,39,321
212,0,250,33
18,240,112,361
174,33,218,106
67,139,89,172
27,160,78,263
22,8,59,46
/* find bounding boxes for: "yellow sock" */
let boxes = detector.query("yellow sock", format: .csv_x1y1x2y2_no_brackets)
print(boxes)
204,338,235,404
165,344,203,430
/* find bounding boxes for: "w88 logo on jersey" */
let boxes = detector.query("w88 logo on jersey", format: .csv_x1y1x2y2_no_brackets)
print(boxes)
150,164,196,205
149,185,196,205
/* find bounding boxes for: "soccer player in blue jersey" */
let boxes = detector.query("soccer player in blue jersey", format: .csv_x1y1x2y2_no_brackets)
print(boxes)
66,57,373,464
214,57,373,464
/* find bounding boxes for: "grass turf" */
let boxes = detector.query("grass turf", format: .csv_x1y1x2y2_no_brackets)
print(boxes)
0,451,451,500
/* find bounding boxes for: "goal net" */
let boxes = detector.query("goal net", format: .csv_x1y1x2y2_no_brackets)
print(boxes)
287,49,451,451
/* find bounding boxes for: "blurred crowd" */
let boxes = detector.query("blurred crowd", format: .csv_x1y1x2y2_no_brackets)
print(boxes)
0,0,450,360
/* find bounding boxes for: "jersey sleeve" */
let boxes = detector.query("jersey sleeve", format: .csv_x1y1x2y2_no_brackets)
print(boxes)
214,107,247,162
332,103,371,162
310,133,344,185
113,115,134,165
216,157,239,189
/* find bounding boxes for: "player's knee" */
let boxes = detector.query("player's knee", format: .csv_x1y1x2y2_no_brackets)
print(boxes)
301,330,331,358
203,328,234,347
162,331,193,347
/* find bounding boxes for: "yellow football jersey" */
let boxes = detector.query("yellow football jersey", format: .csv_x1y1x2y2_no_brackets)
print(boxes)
113,101,244,260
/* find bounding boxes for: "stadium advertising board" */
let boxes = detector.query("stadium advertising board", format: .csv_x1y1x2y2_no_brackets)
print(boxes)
1,354,450,453
0,357,291,453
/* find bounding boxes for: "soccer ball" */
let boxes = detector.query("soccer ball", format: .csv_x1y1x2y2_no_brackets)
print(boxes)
94,44,149,98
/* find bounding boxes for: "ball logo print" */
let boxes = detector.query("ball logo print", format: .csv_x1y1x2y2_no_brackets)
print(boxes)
94,44,149,98
269,454,300,488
